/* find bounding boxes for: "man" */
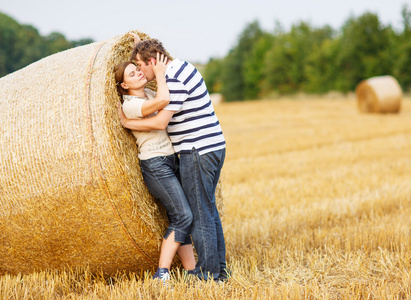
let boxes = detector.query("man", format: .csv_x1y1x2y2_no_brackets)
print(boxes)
118,36,228,282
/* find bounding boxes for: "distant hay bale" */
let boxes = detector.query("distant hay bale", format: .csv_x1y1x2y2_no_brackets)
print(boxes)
355,75,402,113
0,31,224,276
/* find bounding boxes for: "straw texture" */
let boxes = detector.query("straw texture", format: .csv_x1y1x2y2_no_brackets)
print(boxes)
355,75,402,113
0,31,224,276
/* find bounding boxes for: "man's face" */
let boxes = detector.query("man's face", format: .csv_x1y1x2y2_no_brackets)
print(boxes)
136,54,156,82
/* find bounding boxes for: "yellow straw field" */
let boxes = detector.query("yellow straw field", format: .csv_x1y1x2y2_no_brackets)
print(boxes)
1,96,410,299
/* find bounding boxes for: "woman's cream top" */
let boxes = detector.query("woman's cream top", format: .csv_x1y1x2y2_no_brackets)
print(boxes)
122,89,174,160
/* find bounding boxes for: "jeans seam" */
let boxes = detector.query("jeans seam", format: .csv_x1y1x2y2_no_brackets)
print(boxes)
193,149,209,274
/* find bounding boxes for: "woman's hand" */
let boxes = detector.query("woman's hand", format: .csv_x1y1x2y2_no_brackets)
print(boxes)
128,32,140,47
151,52,169,79
117,103,128,128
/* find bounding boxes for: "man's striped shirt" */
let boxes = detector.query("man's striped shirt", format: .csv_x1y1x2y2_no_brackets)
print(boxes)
164,59,225,155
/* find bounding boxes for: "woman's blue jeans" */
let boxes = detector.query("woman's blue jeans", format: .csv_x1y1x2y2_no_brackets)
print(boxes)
179,148,226,280
140,154,193,245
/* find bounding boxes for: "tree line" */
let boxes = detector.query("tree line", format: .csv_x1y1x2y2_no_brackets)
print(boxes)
0,12,93,77
203,6,411,101
2,9,410,102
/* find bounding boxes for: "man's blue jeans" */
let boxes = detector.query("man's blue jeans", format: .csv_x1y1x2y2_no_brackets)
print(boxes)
179,148,226,280
140,154,193,245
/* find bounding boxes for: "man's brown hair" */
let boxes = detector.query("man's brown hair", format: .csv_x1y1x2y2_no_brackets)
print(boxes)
130,39,172,64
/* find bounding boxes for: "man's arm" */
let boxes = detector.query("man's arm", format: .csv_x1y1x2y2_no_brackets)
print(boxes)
118,104,174,131
141,53,170,116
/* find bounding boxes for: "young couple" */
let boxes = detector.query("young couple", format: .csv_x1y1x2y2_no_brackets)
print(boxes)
114,33,228,283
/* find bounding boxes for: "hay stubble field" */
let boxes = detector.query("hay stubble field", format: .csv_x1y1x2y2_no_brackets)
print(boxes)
1,96,410,299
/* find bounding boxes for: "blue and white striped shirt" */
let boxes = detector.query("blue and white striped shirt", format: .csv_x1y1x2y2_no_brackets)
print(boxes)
164,59,225,155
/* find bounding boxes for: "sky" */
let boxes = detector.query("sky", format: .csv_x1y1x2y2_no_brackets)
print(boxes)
0,0,408,63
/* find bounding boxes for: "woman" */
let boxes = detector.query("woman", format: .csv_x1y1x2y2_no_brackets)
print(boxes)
113,52,196,283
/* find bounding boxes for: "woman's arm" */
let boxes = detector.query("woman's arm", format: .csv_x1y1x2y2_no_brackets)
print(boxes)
140,53,170,117
129,32,140,46
118,103,174,131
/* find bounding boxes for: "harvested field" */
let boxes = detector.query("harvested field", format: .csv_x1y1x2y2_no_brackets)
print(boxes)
1,96,410,299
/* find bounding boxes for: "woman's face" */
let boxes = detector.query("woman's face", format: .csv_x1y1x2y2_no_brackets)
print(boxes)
121,63,147,92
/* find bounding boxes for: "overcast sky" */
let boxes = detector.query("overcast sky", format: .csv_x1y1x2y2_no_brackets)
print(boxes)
0,0,408,63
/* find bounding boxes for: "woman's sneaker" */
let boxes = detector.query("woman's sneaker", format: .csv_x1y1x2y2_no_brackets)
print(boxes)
152,267,170,285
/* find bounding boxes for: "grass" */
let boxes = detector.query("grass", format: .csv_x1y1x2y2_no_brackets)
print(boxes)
2,96,410,299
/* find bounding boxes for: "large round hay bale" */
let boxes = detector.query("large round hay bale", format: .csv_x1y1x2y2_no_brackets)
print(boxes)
355,75,402,113
0,31,224,276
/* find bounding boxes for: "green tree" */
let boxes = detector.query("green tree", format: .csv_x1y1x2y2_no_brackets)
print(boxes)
221,48,243,101
202,9,407,99
0,13,22,76
304,37,340,93
243,32,273,99
393,5,411,91
203,57,223,94
262,22,329,94
72,38,94,48
221,20,265,101
262,34,293,94
14,25,44,70
335,13,394,92
287,22,312,90
44,32,73,54
0,12,93,77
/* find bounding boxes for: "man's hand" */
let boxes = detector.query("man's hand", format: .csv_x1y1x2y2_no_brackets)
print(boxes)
152,52,170,80
117,103,128,128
